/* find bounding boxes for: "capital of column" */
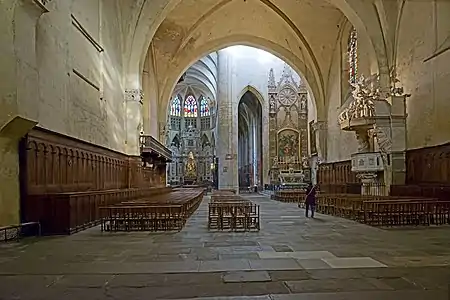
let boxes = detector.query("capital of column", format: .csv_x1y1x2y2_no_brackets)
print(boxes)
125,89,144,104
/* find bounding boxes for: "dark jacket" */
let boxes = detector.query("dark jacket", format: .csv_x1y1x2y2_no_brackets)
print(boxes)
305,186,316,205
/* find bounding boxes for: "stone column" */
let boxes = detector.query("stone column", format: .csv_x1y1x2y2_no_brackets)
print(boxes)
0,0,50,226
125,89,143,156
216,50,238,191
313,121,327,162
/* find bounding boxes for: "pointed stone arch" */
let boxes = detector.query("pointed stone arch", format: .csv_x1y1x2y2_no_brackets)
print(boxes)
237,85,265,109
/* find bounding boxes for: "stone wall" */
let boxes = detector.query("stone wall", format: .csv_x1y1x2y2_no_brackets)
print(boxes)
396,1,450,150
0,0,130,226
325,33,358,163
37,0,126,152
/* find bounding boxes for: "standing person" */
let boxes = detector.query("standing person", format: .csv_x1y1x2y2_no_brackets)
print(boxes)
305,183,317,218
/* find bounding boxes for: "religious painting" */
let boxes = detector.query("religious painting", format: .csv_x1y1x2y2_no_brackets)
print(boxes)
309,120,317,155
277,129,299,158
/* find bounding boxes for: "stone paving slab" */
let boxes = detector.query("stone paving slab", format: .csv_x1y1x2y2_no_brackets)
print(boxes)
204,241,259,247
1,195,450,299
172,296,271,300
222,271,272,283
220,253,261,260
268,270,310,281
271,245,293,252
285,278,392,293
199,259,252,272
257,251,336,260
296,259,332,269
322,257,387,269
271,290,448,300
248,259,302,271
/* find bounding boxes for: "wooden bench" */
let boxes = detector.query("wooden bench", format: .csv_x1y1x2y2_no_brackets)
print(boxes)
363,199,450,227
208,192,260,232
273,189,306,203
1,222,41,242
99,188,204,232
316,193,450,227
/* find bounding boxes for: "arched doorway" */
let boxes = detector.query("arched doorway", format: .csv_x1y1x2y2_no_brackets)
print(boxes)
238,91,263,191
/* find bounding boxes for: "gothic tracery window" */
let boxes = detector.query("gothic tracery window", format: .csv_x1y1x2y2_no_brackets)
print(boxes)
170,95,181,116
184,95,198,117
348,28,358,85
199,96,210,117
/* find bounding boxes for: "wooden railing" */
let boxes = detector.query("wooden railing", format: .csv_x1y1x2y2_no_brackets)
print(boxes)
139,134,172,160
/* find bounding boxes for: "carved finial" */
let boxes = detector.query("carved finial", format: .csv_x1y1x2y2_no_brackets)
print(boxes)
268,68,276,88
277,63,298,88
281,63,293,79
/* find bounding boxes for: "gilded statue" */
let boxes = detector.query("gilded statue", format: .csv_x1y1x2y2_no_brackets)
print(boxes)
185,151,197,177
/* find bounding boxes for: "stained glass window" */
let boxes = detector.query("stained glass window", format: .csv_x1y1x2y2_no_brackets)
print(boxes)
170,95,181,116
348,28,358,85
184,95,198,117
199,96,210,117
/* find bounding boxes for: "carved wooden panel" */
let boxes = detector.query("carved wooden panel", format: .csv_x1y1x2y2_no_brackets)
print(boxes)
317,160,357,184
21,128,133,195
20,128,171,197
18,128,172,235
406,143,450,185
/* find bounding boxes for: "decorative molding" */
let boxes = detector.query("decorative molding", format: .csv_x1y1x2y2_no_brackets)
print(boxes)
125,89,144,104
356,172,377,182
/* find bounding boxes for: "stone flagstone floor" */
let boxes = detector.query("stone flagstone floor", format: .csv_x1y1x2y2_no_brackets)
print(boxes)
1,194,450,299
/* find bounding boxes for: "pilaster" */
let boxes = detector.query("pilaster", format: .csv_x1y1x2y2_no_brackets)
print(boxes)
125,88,143,156
216,50,238,191
389,95,407,185
0,0,50,226
312,121,327,163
